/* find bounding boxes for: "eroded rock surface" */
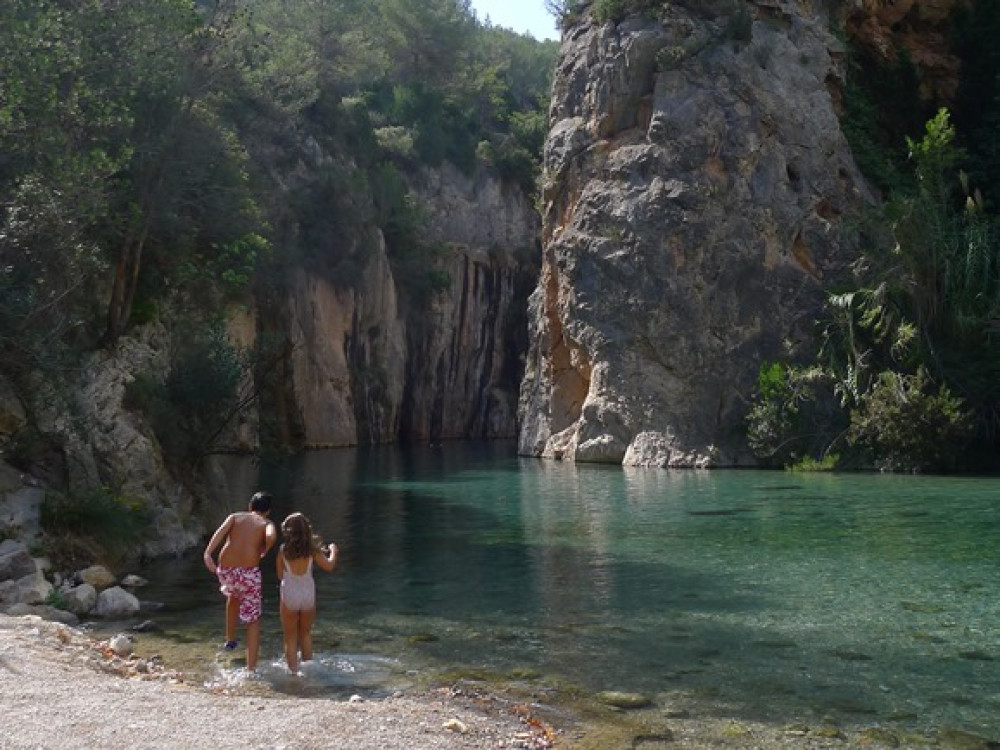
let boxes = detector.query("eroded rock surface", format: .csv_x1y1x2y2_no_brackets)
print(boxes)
519,1,873,466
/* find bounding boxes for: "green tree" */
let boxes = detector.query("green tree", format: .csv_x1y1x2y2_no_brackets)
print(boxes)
102,0,260,344
379,0,475,88
0,1,139,378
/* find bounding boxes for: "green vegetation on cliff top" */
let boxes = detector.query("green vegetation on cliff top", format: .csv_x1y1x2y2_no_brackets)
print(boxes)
0,0,555,470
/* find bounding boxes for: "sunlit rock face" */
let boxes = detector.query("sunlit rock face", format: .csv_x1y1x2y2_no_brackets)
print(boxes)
518,1,873,467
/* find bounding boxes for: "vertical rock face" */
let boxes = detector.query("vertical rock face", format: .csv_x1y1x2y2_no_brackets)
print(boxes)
401,164,537,441
402,245,523,441
519,1,873,467
235,163,539,448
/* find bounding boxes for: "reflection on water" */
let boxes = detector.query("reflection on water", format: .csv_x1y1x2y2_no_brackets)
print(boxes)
127,442,1000,739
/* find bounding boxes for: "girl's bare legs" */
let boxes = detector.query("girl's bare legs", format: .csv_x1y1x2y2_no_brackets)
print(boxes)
299,608,317,663
280,603,301,672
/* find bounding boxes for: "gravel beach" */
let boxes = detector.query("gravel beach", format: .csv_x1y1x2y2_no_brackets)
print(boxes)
0,614,551,749
3,613,995,750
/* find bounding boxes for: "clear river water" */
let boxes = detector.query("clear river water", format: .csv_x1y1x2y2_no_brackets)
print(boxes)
126,441,999,740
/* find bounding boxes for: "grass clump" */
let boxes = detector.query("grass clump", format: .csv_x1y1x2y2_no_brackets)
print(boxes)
40,488,150,568
787,454,840,472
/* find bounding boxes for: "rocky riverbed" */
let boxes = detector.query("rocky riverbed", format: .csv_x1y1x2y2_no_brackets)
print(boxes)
5,613,998,750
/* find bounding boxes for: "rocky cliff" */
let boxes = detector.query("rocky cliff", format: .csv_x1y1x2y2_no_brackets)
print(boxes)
518,0,874,467
231,162,539,450
0,328,201,558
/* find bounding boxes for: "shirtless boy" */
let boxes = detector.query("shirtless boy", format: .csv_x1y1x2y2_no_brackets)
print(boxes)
203,491,277,671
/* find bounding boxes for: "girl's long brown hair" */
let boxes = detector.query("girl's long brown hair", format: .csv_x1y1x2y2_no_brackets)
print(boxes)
281,512,322,560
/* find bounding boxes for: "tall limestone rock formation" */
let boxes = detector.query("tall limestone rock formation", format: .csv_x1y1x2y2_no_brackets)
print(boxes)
519,0,874,467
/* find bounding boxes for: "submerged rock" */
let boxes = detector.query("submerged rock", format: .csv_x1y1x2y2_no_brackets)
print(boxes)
936,727,1000,750
633,731,674,747
811,725,845,739
407,633,439,643
860,727,901,747
129,619,161,633
829,648,874,661
957,650,995,662
596,690,652,709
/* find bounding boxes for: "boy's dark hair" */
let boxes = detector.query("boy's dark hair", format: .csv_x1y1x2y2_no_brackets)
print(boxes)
249,491,273,513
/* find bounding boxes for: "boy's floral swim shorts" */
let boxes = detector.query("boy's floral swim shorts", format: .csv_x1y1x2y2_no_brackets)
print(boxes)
216,566,262,623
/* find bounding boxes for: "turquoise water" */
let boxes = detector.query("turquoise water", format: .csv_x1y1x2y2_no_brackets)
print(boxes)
134,442,1000,737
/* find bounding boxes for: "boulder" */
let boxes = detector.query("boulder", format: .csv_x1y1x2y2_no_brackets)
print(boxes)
0,570,53,606
95,585,140,618
61,583,97,616
78,564,117,590
109,632,135,657
120,574,148,588
0,540,36,582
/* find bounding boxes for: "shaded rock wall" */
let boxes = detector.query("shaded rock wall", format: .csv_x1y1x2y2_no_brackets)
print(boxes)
228,163,539,449
0,329,201,558
519,0,874,466
845,0,963,102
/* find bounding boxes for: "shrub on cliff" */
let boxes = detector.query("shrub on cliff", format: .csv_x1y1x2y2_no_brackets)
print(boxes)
125,321,250,468
745,362,844,469
747,110,992,472
846,369,971,473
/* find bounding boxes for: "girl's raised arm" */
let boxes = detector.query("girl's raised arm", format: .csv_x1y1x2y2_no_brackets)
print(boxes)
314,542,338,572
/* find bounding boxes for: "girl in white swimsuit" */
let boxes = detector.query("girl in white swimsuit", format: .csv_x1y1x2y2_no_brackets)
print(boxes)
276,512,338,672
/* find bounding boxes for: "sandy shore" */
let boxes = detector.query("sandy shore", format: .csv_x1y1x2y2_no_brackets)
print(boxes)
3,613,994,750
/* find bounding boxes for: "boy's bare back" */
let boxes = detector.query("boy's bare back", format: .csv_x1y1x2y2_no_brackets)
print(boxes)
205,511,275,571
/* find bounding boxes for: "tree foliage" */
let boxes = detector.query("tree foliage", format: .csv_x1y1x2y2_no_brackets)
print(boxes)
0,0,554,352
